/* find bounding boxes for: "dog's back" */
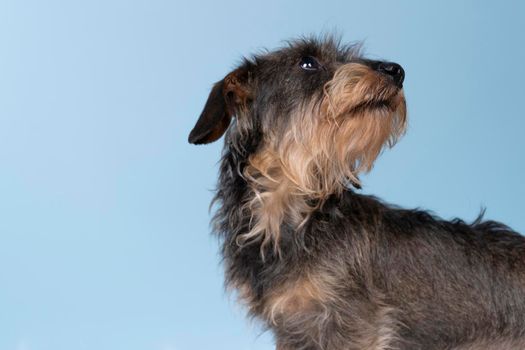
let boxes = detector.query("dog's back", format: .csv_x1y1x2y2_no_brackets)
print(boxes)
339,192,525,349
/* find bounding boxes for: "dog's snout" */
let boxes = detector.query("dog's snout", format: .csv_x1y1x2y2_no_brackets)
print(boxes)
376,62,405,88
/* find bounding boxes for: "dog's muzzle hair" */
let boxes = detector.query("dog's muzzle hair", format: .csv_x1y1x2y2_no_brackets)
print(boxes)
239,63,407,253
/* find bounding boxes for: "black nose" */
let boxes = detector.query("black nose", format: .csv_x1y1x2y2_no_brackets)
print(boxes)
376,62,405,88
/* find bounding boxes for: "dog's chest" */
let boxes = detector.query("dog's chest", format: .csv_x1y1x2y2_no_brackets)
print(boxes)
234,269,334,327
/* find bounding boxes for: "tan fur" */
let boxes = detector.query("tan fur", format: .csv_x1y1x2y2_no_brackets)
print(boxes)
237,63,407,255
264,273,335,326
366,306,399,350
248,265,399,350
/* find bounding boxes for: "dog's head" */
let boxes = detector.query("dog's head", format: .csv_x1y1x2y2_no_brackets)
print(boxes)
189,36,407,250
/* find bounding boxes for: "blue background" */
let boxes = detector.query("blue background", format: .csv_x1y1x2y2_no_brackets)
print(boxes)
0,1,524,349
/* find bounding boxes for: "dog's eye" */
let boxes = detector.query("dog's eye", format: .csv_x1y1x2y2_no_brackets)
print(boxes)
299,56,320,71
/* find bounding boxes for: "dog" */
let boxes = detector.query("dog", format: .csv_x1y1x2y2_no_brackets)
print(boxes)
188,36,525,350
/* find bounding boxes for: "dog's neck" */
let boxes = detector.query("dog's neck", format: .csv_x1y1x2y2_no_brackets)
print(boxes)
213,140,345,258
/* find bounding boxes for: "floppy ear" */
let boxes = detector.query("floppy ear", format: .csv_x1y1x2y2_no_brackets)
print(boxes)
188,68,251,145
188,80,229,145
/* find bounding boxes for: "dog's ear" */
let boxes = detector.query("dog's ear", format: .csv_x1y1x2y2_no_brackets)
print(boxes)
188,67,251,145
188,80,229,145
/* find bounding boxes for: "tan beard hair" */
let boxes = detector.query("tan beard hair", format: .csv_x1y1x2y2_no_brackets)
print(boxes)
237,63,407,256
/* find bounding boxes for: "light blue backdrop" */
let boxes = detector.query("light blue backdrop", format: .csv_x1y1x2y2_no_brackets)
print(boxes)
0,1,524,349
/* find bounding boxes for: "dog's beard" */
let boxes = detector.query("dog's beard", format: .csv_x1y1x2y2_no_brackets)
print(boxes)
321,63,406,180
239,63,407,254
